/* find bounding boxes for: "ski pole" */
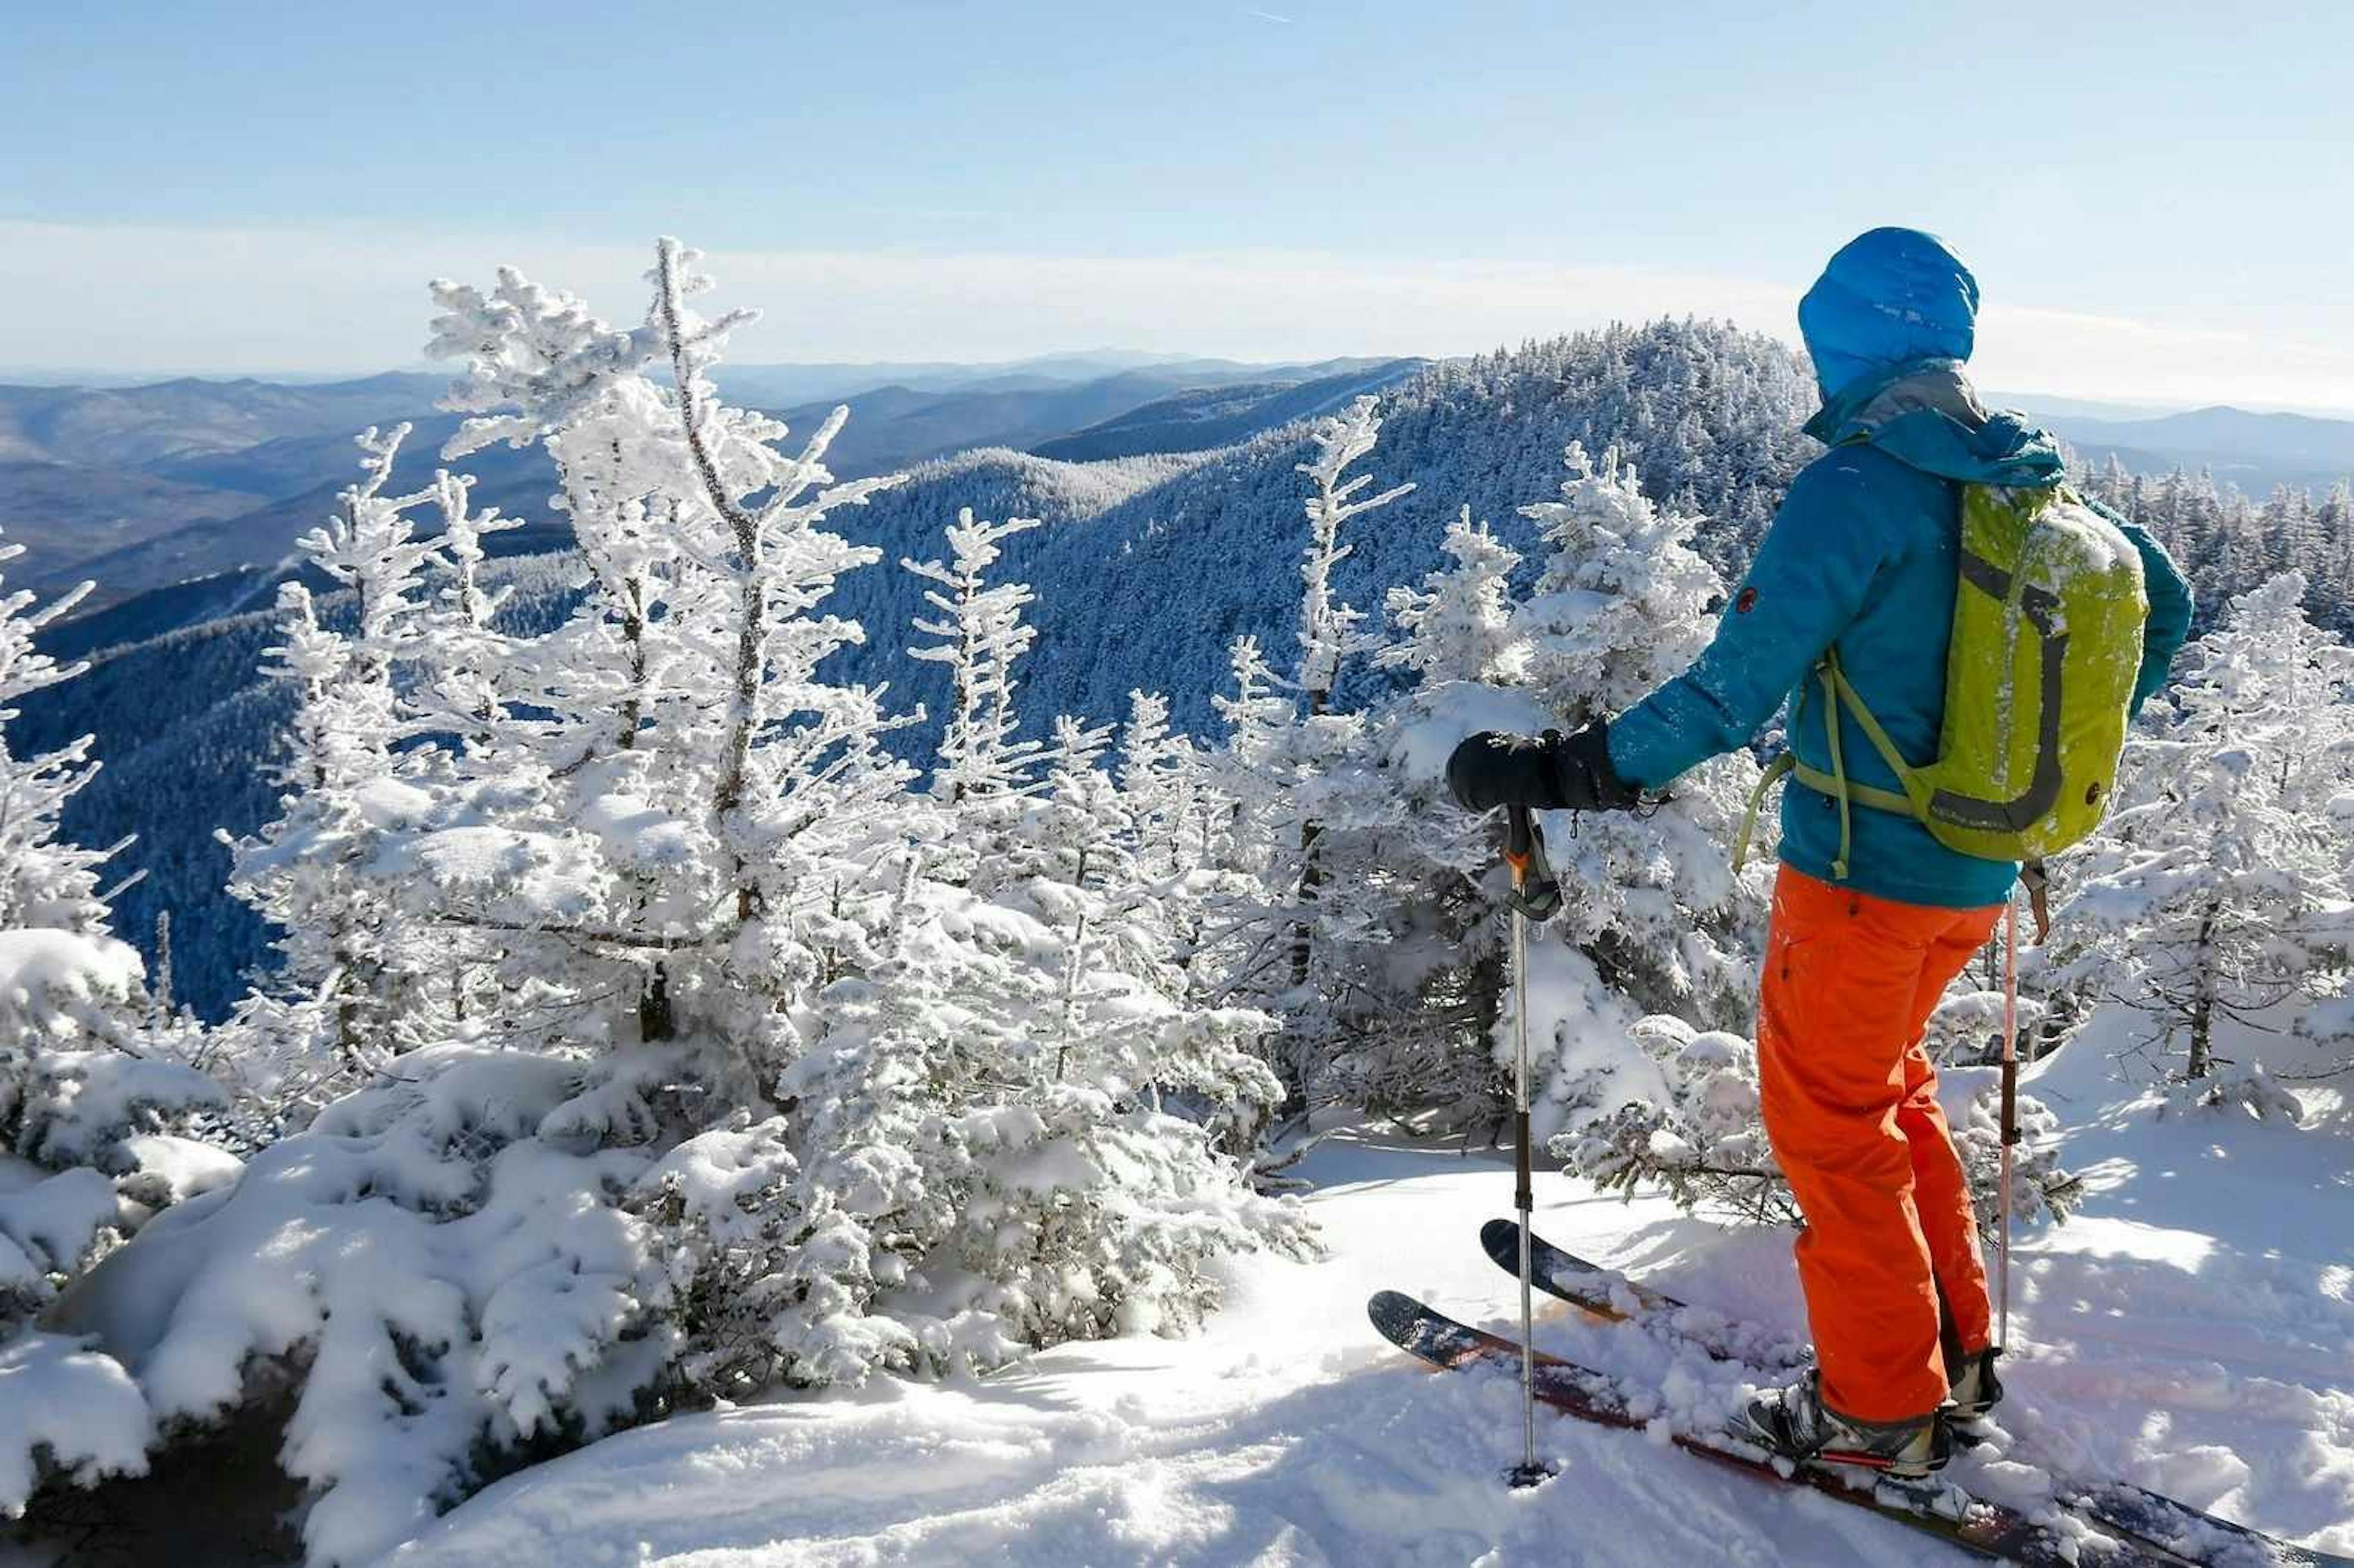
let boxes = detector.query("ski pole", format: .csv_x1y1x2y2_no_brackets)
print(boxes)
1503,804,1552,1489
1997,888,2020,1350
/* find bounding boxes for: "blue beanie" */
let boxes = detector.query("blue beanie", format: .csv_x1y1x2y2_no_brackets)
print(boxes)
1797,227,1980,402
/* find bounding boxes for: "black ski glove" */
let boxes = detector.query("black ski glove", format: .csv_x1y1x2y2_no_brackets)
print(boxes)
1445,721,1640,815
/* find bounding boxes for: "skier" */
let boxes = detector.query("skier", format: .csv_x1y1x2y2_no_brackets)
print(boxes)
1446,227,2194,1475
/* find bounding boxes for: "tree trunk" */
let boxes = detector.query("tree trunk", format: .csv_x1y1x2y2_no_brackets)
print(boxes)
2186,907,2218,1081
639,961,676,1043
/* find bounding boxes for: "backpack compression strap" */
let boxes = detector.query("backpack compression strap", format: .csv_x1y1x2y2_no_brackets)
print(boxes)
1732,647,1922,880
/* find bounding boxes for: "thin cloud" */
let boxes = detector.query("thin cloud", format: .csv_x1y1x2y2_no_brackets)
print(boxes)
3,219,2348,413
1242,7,1296,22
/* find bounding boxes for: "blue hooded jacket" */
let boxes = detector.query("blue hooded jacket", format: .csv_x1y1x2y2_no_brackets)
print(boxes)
1606,227,2195,908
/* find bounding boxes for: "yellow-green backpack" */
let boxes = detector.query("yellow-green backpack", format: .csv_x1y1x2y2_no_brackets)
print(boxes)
1740,482,2150,877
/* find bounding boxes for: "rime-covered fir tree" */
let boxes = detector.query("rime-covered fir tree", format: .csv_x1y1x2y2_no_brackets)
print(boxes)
59,242,1310,1566
903,508,1046,885
0,537,226,1521
1284,396,1414,1000
1511,443,1769,1131
2053,571,2354,1109
1198,399,1412,1104
1303,509,1536,1124
221,425,449,1105
67,243,925,1565
781,515,1308,1373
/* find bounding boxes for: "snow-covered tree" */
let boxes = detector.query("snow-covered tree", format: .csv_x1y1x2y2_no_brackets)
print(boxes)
221,425,449,1103
1300,512,1535,1125
1513,444,1769,1092
0,542,221,1182
417,466,525,746
61,242,1314,1562
2054,572,2354,1103
907,509,1046,804
1118,690,1196,878
904,509,1046,886
1561,1014,2081,1235
1377,507,1529,688
1283,397,1414,1007
0,538,227,1523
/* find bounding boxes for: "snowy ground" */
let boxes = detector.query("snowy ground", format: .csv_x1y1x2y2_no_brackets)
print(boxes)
382,1016,2354,1568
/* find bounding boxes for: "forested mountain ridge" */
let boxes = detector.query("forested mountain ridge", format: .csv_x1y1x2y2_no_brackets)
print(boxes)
19,319,1818,1019
21,317,2354,1023
0,359,1401,607
1032,358,1427,461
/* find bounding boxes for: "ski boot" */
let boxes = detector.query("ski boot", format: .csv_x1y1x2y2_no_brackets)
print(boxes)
1735,1371,1951,1479
1945,1345,2005,1427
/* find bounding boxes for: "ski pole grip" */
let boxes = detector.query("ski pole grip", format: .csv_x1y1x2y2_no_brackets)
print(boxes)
1505,804,1534,883
1515,1108,1534,1212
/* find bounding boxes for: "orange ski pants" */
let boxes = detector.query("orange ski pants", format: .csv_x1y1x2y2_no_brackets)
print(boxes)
1756,865,2000,1423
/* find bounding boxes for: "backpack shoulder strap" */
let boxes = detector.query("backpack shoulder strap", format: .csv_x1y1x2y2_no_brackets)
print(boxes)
1786,648,1926,880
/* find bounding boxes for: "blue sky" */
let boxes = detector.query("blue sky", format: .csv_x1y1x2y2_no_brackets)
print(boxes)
5,1,2349,408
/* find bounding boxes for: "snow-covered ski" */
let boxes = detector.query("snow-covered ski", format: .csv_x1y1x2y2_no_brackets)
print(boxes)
1478,1219,2353,1568
1367,1288,2193,1567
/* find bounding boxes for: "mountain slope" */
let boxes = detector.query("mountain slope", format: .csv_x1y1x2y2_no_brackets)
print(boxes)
2032,405,2354,495
710,352,1404,407
0,460,267,582
1030,359,1428,462
768,371,1242,479
0,373,448,469
839,321,1814,744
9,363,1399,611
26,319,1816,1016
24,417,567,611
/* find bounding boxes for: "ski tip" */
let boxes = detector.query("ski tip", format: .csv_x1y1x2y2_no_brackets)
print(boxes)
1479,1216,1520,1262
1366,1289,1425,1341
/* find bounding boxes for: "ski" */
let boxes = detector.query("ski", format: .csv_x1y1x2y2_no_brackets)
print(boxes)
1477,1216,1810,1367
1479,1220,2351,1568
1367,1288,2192,1567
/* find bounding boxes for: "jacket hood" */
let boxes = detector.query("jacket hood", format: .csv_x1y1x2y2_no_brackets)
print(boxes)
1804,360,2066,487
1798,227,1981,404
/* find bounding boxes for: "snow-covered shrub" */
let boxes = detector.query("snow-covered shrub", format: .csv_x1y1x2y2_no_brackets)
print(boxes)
1561,1018,1792,1225
1556,1014,2081,1238
2052,572,2354,1084
47,1046,688,1565
1923,988,2049,1067
2152,1059,2309,1124
631,1113,918,1396
0,535,234,1521
1949,1076,2084,1230
769,509,1314,1369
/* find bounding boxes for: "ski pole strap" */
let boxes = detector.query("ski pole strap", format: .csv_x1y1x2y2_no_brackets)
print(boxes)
2020,858,2052,944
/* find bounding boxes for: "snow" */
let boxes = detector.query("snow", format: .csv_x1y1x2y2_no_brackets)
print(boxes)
113,1133,243,1205
382,1026,2354,1567
0,931,142,1029
0,1333,152,1512
0,1168,115,1298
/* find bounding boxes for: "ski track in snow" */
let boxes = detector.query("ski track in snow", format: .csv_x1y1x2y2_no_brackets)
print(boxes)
386,1022,2354,1568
